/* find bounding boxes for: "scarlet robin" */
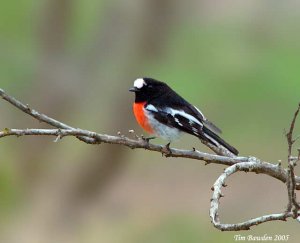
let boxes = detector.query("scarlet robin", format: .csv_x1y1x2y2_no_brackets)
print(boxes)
129,78,238,155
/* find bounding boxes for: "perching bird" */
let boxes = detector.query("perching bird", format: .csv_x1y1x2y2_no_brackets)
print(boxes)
129,78,238,155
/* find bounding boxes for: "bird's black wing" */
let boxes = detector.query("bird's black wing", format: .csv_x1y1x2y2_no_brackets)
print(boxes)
145,89,238,154
145,101,238,155
152,90,222,134
187,105,222,134
145,104,204,137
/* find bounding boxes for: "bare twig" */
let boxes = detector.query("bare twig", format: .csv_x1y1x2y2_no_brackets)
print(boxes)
210,162,297,231
0,88,96,144
286,103,300,218
1,88,300,231
286,103,300,156
1,128,299,189
0,128,256,165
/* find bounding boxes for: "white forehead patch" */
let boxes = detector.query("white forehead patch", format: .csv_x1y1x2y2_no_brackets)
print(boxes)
134,78,146,89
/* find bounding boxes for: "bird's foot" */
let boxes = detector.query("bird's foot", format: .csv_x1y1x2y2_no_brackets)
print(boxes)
162,142,172,156
141,136,156,143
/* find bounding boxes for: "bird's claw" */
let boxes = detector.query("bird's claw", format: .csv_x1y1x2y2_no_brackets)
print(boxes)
162,142,172,156
141,136,156,143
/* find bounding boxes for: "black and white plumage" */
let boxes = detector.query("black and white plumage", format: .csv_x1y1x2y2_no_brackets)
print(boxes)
129,78,239,155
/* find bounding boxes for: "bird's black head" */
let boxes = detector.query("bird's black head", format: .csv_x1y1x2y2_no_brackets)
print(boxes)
129,78,170,102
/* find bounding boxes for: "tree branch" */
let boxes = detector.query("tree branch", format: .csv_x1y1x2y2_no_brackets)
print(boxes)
1,88,300,231
210,162,296,231
286,103,300,218
0,88,96,144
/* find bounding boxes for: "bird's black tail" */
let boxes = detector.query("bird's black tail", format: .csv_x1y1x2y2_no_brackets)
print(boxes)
201,126,239,155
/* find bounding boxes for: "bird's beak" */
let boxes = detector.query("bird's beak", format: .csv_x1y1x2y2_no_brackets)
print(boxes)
129,87,139,92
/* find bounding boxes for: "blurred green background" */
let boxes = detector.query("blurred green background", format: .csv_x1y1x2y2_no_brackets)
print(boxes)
1,0,300,242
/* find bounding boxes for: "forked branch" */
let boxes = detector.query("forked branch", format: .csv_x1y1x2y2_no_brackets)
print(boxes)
0,88,299,231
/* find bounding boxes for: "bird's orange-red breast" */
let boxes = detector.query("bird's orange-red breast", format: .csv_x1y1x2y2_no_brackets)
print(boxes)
133,102,154,134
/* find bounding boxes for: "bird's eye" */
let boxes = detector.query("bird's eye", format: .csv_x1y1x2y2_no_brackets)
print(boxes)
147,84,153,88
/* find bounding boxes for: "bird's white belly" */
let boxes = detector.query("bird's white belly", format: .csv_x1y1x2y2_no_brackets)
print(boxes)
146,110,182,141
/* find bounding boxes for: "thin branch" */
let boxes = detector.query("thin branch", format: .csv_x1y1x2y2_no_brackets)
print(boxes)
0,128,257,165
0,127,299,190
210,162,297,231
286,103,300,156
1,88,300,231
286,103,300,218
0,88,96,144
